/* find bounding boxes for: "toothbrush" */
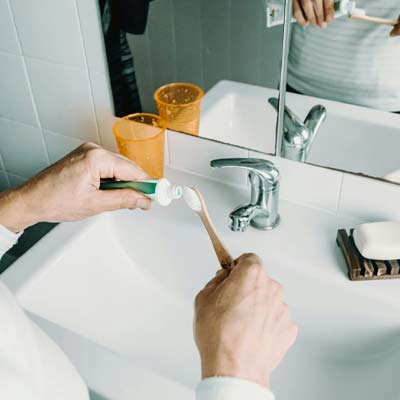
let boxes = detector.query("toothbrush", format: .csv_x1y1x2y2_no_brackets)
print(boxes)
183,187,233,270
349,9,398,26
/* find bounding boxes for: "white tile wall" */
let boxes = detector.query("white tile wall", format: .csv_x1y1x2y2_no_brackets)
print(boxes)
44,131,84,164
0,52,37,125
10,0,86,68
7,172,26,188
0,118,48,177
0,171,9,191
0,0,19,54
27,59,98,141
0,0,116,188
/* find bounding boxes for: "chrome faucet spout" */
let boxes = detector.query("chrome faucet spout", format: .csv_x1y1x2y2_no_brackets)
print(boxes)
211,158,280,232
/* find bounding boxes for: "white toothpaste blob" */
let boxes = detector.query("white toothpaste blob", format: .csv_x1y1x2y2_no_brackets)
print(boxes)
349,8,366,16
340,0,357,14
183,186,202,212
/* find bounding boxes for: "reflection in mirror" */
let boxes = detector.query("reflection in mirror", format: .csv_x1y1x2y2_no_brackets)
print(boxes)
274,0,400,184
98,0,284,154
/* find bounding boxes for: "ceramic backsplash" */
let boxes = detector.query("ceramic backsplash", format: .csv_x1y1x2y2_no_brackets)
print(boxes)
166,131,400,222
0,0,116,191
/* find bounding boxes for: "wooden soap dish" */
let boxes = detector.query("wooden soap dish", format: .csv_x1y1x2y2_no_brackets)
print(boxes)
337,229,400,281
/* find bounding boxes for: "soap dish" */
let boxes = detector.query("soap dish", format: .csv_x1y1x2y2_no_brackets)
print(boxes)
336,229,400,281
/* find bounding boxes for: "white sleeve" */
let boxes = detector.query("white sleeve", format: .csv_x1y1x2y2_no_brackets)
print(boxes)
196,377,275,400
0,224,22,259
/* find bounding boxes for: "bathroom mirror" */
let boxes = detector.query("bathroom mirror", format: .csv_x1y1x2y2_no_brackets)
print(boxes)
276,0,400,184
98,0,284,154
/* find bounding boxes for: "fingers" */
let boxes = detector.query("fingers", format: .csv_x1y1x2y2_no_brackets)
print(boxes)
294,0,334,27
301,0,317,26
204,269,230,290
390,18,400,37
313,0,326,28
323,0,335,24
94,189,152,213
293,0,308,26
228,253,268,292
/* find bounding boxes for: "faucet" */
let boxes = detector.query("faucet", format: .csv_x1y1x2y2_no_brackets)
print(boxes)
210,158,280,232
268,97,327,162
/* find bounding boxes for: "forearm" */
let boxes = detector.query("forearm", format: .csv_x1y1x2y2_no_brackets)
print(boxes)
0,188,39,233
196,377,275,400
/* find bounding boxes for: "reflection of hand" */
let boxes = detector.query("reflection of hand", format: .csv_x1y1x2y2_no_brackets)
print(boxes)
293,0,335,28
194,253,297,388
390,17,400,36
0,143,151,233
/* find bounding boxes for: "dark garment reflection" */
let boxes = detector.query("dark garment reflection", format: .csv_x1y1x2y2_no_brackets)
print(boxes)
99,0,152,117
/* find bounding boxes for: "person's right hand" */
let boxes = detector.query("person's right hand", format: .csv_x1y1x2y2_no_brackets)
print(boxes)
194,253,297,388
293,0,335,28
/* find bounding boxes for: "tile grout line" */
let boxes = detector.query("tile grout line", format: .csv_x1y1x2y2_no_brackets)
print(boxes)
0,48,86,72
6,0,51,166
72,0,102,146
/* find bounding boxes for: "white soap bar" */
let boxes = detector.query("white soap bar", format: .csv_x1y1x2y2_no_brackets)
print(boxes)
353,221,400,260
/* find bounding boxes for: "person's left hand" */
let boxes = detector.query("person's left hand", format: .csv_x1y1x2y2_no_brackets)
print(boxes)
0,142,152,233
390,16,400,36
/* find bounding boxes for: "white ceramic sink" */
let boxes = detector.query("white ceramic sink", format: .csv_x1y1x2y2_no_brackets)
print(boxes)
200,80,278,154
202,80,400,180
3,169,400,400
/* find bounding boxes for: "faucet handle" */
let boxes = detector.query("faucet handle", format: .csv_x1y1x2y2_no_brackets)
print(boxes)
210,158,279,187
268,97,309,144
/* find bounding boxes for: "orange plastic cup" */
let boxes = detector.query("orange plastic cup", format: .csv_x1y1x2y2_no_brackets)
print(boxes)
112,113,166,179
154,82,204,136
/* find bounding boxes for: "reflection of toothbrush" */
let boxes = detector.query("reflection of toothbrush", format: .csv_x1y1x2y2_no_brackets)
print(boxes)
183,187,233,270
349,9,398,26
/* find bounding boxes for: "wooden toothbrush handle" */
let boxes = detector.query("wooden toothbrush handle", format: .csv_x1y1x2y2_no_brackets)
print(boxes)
351,15,398,26
199,211,234,270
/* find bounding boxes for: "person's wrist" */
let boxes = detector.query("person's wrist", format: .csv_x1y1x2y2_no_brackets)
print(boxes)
201,360,270,388
0,187,41,233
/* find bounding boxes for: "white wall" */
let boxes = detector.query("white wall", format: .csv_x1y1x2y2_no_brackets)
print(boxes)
0,0,117,191
128,0,283,113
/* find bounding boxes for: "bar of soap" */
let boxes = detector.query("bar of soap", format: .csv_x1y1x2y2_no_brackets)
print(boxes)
353,221,400,261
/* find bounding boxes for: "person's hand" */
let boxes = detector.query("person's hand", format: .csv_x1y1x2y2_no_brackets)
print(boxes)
0,143,151,233
390,16,400,36
194,253,297,388
293,0,335,28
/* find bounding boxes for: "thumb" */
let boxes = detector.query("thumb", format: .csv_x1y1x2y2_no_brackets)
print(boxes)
94,189,152,212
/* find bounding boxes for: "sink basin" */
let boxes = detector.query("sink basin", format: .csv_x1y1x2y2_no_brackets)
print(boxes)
2,169,400,399
200,80,278,154
285,91,400,179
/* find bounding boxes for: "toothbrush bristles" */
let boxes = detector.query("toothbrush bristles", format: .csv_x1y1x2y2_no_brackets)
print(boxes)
183,187,202,212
